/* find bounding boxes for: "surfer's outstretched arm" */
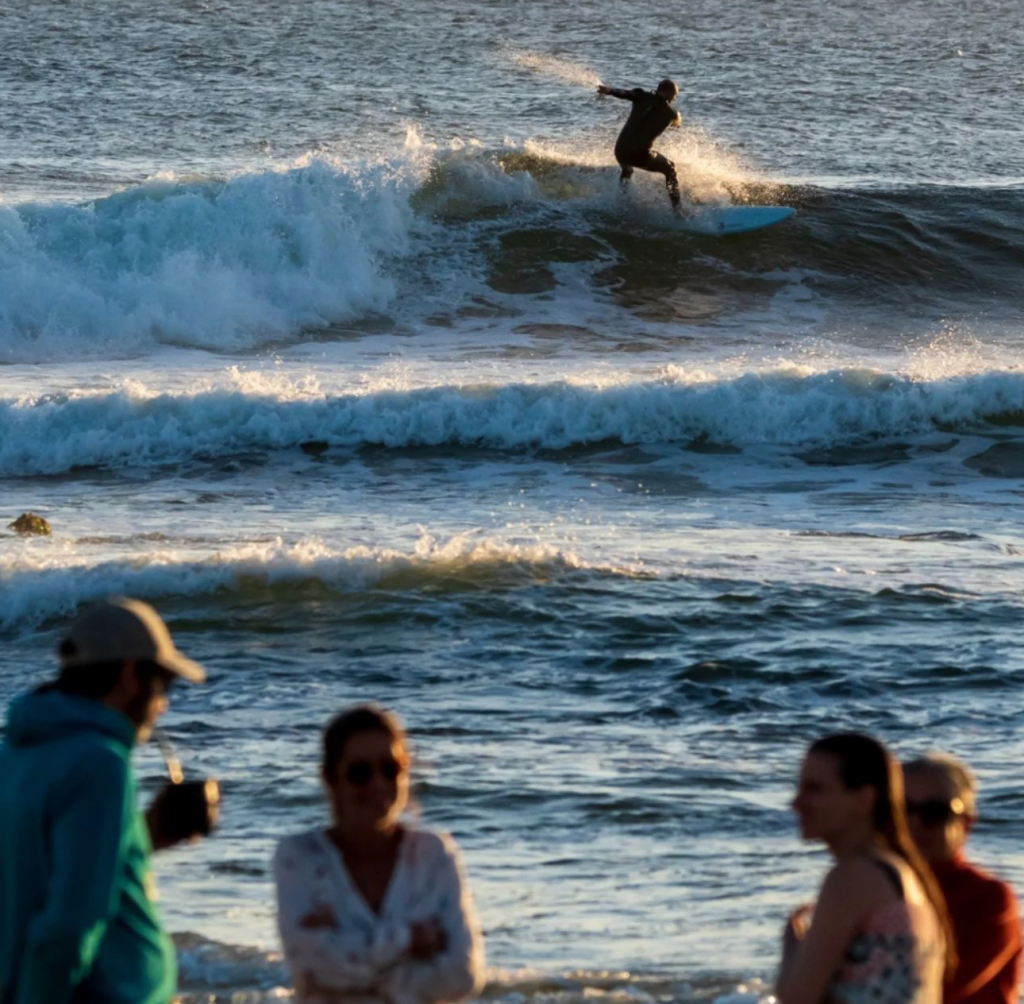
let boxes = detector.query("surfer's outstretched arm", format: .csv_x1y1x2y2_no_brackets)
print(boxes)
597,85,644,101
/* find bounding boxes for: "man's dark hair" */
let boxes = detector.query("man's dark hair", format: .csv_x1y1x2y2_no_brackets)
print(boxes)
56,661,124,698
55,652,166,700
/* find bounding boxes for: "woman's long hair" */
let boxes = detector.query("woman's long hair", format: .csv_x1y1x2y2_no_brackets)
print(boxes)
810,733,956,977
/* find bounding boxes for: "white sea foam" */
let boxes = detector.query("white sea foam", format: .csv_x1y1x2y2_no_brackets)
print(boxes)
171,930,772,1004
0,533,633,633
0,126,786,367
0,154,420,362
174,932,286,996
173,929,772,1004
1,367,1022,477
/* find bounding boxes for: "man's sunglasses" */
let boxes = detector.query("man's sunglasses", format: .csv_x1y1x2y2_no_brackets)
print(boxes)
344,758,404,787
138,661,176,694
905,797,966,827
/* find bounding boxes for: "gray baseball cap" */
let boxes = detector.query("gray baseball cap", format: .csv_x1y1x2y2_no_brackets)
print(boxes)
59,598,206,683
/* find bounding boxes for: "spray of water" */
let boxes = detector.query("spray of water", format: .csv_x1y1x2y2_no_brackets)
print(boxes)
500,50,770,203
507,49,602,89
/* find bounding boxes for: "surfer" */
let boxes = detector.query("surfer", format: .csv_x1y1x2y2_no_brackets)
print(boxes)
598,78,682,210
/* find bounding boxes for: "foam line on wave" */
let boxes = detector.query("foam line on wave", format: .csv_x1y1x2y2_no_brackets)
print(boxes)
0,533,643,633
2,368,1024,476
3,142,1020,367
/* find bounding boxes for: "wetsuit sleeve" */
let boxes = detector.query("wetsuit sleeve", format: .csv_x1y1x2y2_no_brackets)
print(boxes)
603,87,645,101
16,748,132,1004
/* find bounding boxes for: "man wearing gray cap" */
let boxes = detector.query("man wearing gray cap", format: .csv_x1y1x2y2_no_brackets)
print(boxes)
0,598,207,1004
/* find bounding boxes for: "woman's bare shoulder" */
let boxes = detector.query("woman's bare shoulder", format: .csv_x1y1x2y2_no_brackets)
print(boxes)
821,855,901,907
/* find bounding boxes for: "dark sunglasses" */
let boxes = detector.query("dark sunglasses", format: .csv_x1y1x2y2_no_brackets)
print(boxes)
138,661,175,694
344,758,404,787
905,797,966,827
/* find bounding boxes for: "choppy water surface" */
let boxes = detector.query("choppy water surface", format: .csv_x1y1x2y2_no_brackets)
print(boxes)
2,0,1023,999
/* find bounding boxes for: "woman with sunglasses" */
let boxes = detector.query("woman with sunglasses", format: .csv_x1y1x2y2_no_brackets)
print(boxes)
778,733,952,1004
274,705,484,1004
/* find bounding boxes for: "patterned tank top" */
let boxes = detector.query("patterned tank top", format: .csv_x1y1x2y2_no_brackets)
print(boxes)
830,860,943,1004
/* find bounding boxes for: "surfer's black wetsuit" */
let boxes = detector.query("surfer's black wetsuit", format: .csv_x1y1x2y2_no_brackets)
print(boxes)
602,87,681,207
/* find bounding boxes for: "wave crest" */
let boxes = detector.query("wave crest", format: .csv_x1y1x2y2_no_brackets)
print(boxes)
1,368,1023,476
0,156,415,362
0,532,637,633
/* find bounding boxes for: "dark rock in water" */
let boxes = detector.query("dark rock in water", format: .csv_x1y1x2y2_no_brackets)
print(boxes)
963,442,1024,478
9,512,52,536
300,440,330,456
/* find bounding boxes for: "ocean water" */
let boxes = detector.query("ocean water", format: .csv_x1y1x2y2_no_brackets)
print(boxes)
2,0,1023,1000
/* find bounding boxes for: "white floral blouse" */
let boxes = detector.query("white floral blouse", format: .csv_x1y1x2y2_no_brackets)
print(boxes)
274,827,484,1004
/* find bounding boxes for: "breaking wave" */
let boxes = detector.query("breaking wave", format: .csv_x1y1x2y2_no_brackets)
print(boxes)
2,367,1023,476
0,533,641,633
2,141,1020,363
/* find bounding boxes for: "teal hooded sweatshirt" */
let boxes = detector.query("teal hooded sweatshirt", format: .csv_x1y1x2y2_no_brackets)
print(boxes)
0,688,176,1004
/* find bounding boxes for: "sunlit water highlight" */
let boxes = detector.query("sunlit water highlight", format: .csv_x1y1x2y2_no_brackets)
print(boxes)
2,0,1023,999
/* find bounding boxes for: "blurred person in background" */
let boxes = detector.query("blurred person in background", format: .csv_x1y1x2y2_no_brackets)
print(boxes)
778,733,951,1004
905,754,1022,1004
274,703,484,1004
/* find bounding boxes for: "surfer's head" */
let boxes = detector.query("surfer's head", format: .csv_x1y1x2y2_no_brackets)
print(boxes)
656,78,679,102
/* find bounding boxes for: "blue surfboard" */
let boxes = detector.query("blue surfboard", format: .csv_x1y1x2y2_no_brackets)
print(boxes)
676,205,794,235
